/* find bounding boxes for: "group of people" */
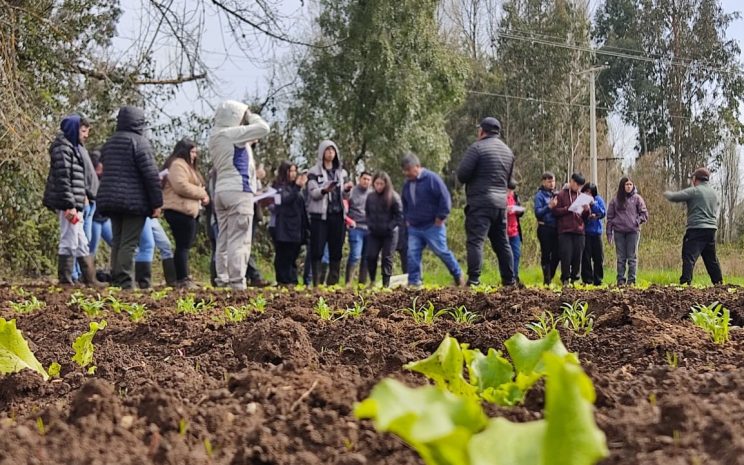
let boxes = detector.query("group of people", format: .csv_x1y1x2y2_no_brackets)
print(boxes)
43,104,725,290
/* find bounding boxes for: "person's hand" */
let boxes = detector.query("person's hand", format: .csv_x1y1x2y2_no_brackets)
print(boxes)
201,196,210,206
435,218,445,227
348,219,357,229
256,164,266,180
64,208,77,220
151,208,162,218
323,181,338,193
607,235,613,245
296,175,307,188
589,213,598,220
344,181,354,192
583,203,590,211
549,197,558,208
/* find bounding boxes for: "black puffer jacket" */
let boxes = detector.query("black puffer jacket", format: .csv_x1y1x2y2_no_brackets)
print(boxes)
43,123,87,212
366,191,403,236
456,134,515,209
97,107,163,216
272,183,308,244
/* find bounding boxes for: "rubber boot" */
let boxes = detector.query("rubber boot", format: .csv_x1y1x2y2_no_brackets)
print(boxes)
311,260,322,287
77,256,106,288
319,263,329,285
358,260,369,285
135,262,152,289
327,261,341,286
57,255,75,285
162,258,177,287
345,262,357,286
382,274,391,288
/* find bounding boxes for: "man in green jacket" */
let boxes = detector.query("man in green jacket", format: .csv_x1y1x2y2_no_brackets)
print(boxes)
663,167,723,285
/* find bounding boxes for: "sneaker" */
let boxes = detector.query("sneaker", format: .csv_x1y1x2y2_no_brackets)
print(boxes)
176,277,199,289
249,278,272,288
454,275,467,287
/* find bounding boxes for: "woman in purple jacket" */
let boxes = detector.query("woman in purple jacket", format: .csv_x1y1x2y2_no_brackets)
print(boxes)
606,177,649,286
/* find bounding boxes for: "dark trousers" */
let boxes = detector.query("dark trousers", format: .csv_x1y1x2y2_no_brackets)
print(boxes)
164,210,197,281
559,233,585,284
397,226,408,274
681,228,723,285
273,239,302,285
581,234,604,285
464,206,514,285
246,218,263,282
537,224,560,285
310,213,345,262
110,214,147,289
366,231,398,286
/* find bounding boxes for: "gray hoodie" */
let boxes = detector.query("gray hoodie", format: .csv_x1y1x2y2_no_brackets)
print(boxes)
307,140,348,219
347,185,371,230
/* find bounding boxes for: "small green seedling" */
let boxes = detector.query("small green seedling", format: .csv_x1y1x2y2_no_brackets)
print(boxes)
150,288,170,301
8,296,46,314
559,300,594,336
526,311,558,338
405,298,447,324
48,362,62,378
176,295,215,314
203,438,214,457
72,320,107,374
664,351,679,369
689,302,730,345
218,305,250,324
448,305,479,324
341,295,367,319
178,418,189,436
36,417,45,435
125,303,147,322
69,292,105,317
314,297,336,321
249,295,267,314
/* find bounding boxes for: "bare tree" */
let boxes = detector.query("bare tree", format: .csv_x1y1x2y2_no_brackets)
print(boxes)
718,139,742,243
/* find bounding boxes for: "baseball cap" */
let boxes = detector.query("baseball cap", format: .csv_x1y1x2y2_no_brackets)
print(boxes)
691,167,710,181
479,117,501,134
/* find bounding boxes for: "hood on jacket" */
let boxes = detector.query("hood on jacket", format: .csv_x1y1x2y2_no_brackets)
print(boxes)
316,140,341,169
214,100,249,128
116,106,147,134
60,114,81,148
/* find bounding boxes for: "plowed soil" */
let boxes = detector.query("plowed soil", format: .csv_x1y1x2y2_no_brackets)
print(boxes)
1,284,743,465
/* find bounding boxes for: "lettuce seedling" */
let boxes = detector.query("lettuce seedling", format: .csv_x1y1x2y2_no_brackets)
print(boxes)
0,318,49,380
558,300,594,336
404,297,447,324
8,296,46,314
249,295,267,314
689,301,730,345
48,362,61,378
405,330,569,406
72,320,107,374
176,295,215,314
526,311,557,338
357,352,608,465
449,306,479,324
69,292,105,317
314,297,336,320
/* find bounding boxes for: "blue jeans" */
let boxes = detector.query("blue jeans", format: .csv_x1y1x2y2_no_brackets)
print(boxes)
135,218,174,262
347,228,367,265
72,203,95,280
509,235,522,281
90,219,113,255
407,224,462,285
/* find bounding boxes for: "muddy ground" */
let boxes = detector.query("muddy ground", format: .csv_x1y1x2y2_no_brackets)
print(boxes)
0,284,743,465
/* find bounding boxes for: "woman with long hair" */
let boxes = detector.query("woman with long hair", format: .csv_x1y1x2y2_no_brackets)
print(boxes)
606,176,648,286
162,138,209,288
269,161,308,285
364,171,403,287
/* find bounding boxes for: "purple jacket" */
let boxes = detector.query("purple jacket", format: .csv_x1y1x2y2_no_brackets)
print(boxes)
606,192,649,238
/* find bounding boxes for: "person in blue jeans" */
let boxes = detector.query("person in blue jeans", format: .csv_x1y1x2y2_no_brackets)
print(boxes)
400,152,464,287
580,183,606,285
345,172,372,285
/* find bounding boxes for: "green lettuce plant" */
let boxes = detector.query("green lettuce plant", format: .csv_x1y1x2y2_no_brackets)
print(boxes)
0,318,49,380
689,301,730,345
72,320,107,374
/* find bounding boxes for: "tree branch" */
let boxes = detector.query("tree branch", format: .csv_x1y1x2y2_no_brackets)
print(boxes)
74,64,206,86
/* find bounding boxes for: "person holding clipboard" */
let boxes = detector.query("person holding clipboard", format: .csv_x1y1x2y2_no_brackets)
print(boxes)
550,172,591,286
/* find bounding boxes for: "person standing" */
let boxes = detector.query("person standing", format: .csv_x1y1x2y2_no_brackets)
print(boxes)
210,101,270,290
307,140,353,286
580,183,606,285
551,173,590,285
162,138,209,288
664,167,723,285
270,161,308,285
42,114,103,287
606,177,648,286
401,152,464,287
456,117,515,286
506,181,524,284
97,106,163,289
345,172,372,285
246,161,271,287
534,172,560,285
365,172,403,288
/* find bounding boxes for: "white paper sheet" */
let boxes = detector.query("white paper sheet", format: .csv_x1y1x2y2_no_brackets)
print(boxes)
568,193,594,214
253,187,277,203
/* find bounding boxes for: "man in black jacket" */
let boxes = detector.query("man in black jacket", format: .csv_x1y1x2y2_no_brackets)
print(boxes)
43,114,103,286
97,107,163,289
456,117,516,287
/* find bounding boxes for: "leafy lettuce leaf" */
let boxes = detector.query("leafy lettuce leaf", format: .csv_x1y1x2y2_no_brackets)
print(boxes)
72,320,107,369
404,336,478,399
0,318,49,380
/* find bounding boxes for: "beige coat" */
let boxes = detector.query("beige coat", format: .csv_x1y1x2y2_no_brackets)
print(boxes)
163,158,207,218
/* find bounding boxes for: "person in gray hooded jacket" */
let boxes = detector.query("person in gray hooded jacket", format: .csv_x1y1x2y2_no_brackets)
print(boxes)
306,140,353,286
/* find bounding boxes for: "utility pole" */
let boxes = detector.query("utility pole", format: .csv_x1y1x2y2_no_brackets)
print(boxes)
577,66,608,186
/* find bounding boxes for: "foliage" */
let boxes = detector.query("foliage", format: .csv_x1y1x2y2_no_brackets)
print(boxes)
689,301,730,345
314,297,336,321
448,305,480,324
48,361,62,378
68,292,105,318
72,320,107,374
216,305,251,324
0,318,49,380
292,0,468,178
404,331,570,406
150,288,171,302
664,351,679,369
526,311,558,338
176,295,215,314
340,294,367,319
559,300,594,336
404,297,448,324
356,352,608,465
7,296,46,314
249,295,268,314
